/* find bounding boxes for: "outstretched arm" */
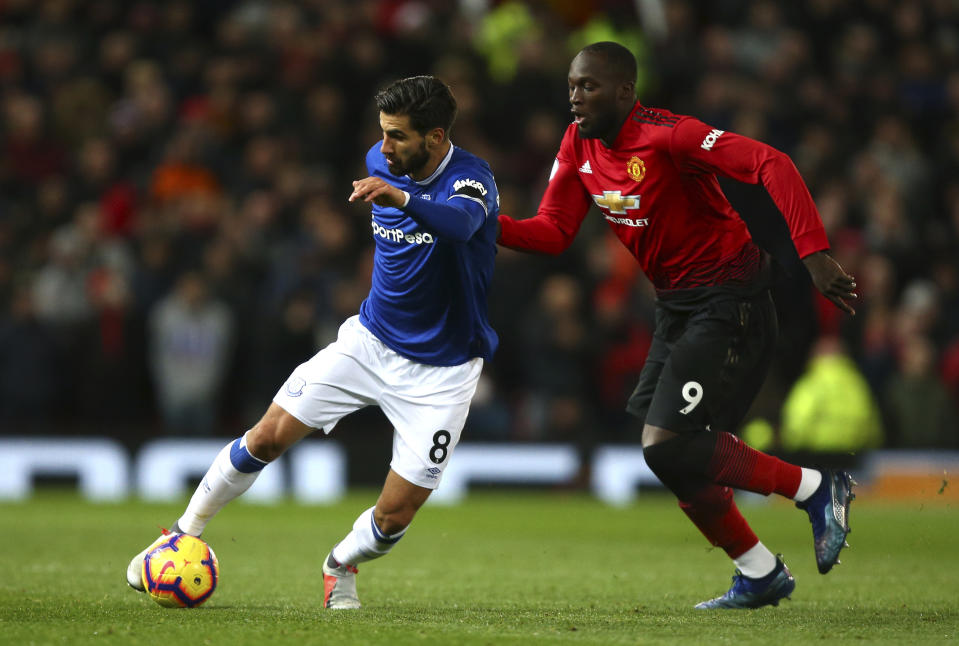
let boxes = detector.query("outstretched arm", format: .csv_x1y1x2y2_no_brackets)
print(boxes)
497,158,592,255
802,250,857,315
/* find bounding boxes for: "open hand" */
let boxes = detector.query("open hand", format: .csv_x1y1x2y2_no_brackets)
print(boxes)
802,251,857,315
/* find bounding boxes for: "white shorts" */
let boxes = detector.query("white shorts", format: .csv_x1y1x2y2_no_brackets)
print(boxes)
273,316,483,489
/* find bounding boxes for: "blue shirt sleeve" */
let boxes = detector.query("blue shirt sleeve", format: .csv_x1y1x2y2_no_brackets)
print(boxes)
403,190,488,243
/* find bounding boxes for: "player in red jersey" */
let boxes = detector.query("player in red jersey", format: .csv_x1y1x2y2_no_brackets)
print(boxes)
498,42,858,609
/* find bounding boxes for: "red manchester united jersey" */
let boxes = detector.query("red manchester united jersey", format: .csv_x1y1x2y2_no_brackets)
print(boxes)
499,102,829,291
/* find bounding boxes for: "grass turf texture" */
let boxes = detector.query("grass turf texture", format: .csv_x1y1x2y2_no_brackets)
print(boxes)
1,491,956,645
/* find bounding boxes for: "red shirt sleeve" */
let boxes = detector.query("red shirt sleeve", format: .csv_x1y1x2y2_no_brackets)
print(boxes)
498,133,592,255
670,118,829,259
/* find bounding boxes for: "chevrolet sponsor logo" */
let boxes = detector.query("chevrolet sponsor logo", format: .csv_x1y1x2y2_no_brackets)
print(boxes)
592,190,641,215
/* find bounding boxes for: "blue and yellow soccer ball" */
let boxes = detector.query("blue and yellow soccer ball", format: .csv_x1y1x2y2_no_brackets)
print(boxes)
142,534,219,608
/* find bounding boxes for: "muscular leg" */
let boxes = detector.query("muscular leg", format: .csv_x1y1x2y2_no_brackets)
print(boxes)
642,425,763,566
175,403,313,536
642,424,808,497
373,469,433,534
245,402,316,461
331,469,431,565
641,423,817,500
642,423,820,576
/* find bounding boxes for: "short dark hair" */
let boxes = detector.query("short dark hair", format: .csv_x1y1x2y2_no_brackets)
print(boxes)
375,76,457,137
579,41,637,86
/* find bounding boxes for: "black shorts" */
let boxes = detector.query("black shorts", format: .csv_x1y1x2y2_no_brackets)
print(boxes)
625,286,778,434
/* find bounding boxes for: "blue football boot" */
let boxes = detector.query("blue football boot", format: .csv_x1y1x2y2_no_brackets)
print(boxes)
695,557,795,609
796,469,855,574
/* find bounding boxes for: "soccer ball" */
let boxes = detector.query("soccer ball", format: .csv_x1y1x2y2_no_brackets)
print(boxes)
141,534,219,608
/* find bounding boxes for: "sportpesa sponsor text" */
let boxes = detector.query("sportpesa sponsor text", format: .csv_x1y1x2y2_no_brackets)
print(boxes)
372,220,435,245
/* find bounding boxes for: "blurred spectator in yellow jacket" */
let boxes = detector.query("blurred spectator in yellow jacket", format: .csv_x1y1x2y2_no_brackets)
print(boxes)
780,336,884,452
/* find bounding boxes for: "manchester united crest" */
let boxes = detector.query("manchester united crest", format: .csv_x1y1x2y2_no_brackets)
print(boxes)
627,156,645,182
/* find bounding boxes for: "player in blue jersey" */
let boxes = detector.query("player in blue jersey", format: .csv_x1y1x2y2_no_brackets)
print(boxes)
126,76,500,609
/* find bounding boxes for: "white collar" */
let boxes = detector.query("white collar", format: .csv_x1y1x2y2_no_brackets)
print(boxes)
412,142,454,186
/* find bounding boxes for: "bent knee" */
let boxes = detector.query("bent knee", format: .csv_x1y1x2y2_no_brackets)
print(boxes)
245,407,311,462
374,512,413,536
244,425,284,462
641,424,678,448
374,503,421,535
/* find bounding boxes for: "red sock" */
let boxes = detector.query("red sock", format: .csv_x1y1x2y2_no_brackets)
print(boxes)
707,432,801,497
679,484,758,559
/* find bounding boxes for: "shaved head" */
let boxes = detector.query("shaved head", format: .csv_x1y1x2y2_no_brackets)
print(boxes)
577,41,637,87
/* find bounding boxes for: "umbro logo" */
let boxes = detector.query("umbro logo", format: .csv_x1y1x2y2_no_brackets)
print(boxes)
579,160,593,174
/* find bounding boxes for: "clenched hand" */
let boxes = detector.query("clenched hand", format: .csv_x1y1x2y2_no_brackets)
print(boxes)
349,177,407,208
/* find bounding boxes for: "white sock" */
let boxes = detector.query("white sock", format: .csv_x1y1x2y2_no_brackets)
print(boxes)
733,542,778,578
793,468,823,502
331,506,407,567
176,432,268,536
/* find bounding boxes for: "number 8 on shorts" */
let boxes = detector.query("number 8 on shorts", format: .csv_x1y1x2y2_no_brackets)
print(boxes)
429,430,451,464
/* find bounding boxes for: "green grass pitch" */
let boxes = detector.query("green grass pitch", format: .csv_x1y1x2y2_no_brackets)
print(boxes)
1,490,956,645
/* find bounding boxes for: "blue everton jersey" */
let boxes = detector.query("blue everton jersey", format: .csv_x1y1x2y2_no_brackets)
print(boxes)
358,142,499,366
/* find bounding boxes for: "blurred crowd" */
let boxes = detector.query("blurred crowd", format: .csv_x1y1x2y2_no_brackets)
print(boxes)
0,0,957,451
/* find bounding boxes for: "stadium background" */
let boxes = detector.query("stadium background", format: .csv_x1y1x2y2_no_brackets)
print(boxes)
0,0,956,498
